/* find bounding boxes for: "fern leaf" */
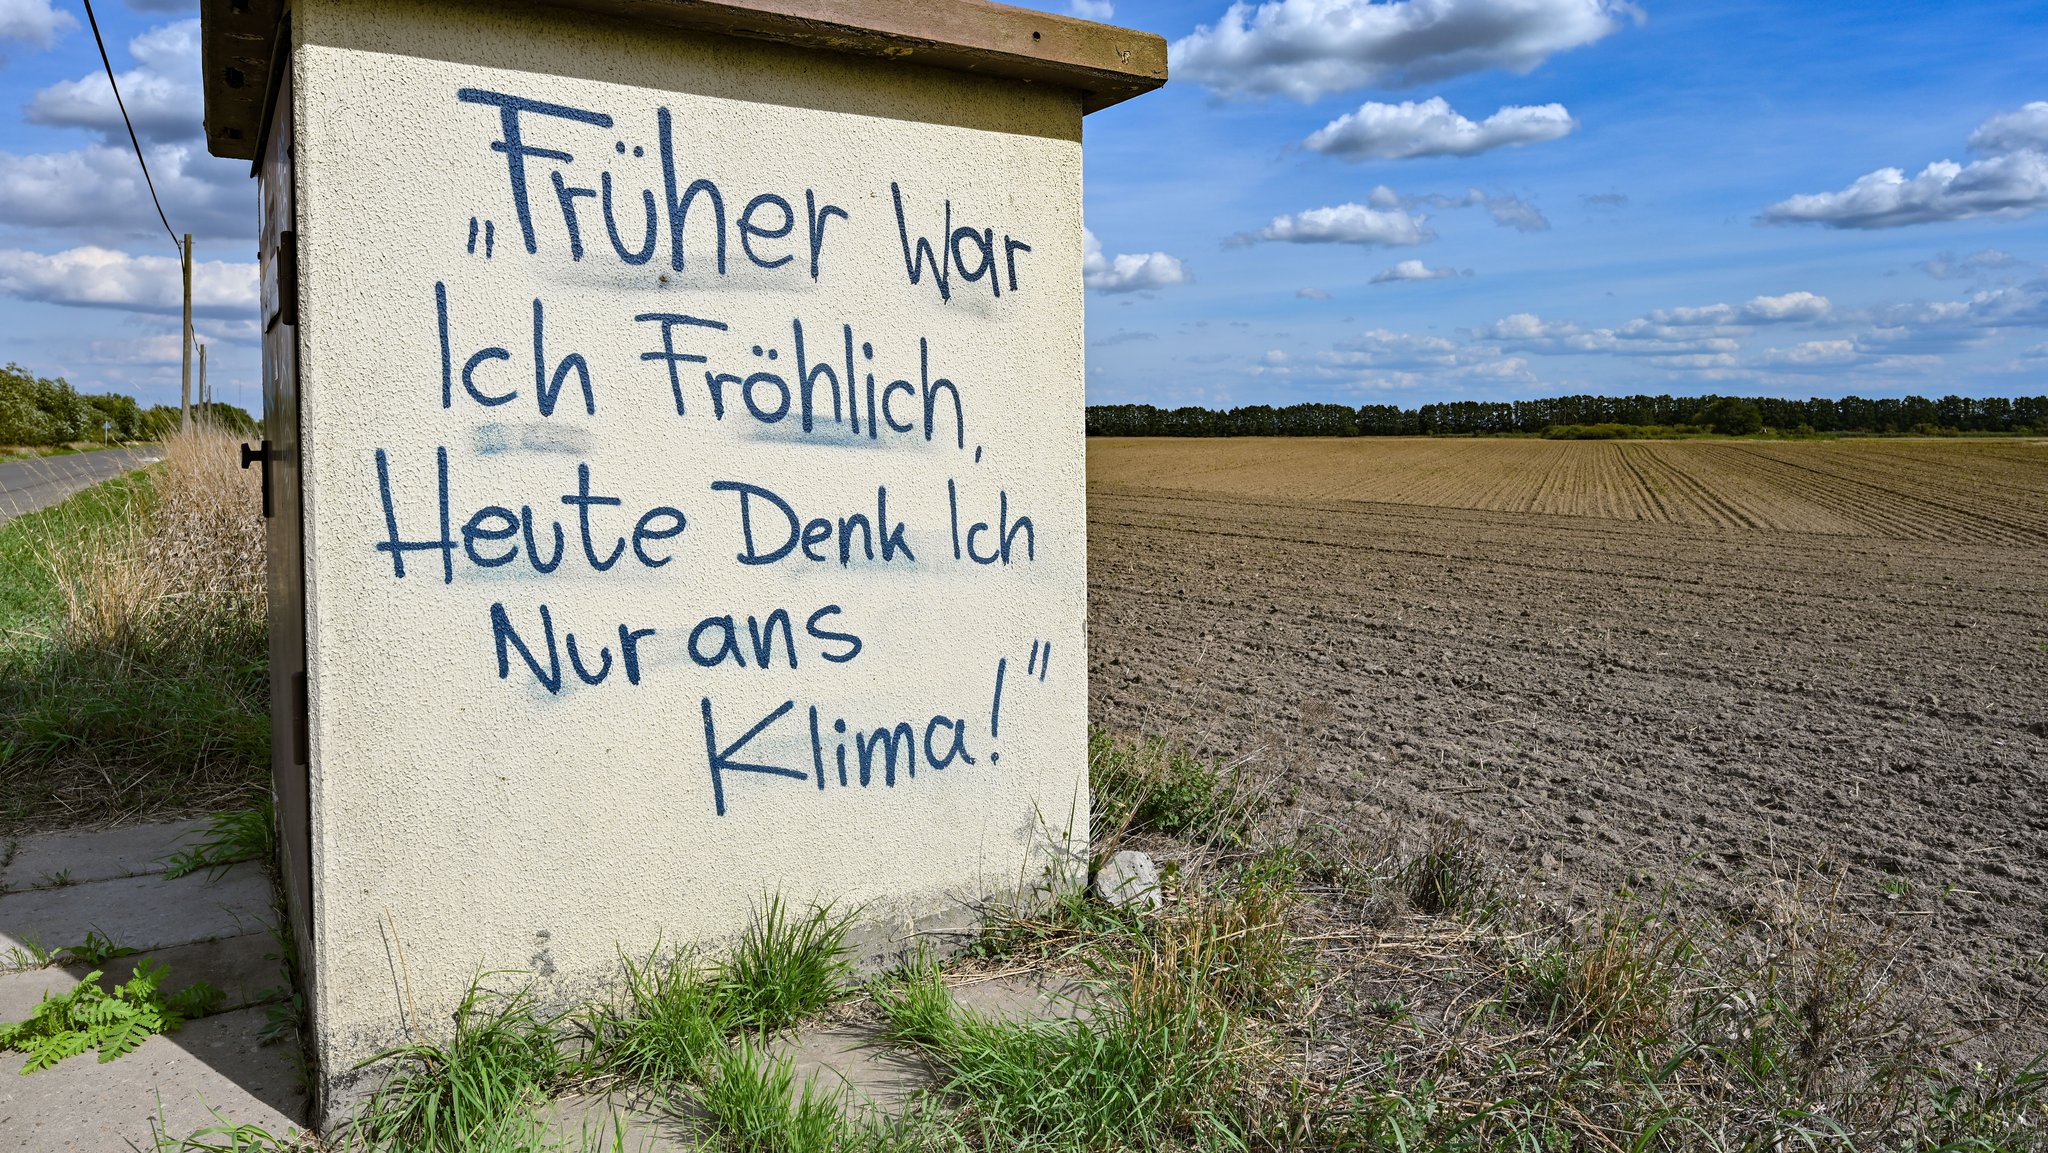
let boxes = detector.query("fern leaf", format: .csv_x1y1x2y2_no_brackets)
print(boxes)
96,1020,145,1061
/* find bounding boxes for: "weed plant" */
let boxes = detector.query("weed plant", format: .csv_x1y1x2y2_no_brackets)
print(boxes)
583,945,732,1091
1089,728,1258,850
697,1036,851,1153
0,959,221,1071
145,735,2048,1152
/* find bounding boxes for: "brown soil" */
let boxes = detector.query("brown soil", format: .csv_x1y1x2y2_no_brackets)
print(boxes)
1086,436,2048,1061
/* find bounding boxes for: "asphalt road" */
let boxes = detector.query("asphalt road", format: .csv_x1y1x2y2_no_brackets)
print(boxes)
0,447,158,529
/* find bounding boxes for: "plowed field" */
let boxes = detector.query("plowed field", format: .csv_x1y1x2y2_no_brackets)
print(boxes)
1087,436,2048,1058
1093,436,2048,545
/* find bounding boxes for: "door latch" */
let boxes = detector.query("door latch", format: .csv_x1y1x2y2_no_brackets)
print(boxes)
240,440,273,519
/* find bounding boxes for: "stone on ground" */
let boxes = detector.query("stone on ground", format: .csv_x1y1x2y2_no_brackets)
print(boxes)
1093,850,1162,911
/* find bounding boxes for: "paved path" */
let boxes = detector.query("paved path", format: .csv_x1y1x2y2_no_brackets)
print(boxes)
0,820,301,1150
0,448,157,529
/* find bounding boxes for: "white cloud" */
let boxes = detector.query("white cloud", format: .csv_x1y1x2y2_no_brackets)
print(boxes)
0,0,74,49
1644,303,1734,326
1251,202,1434,246
26,20,201,144
1968,101,2048,155
0,246,258,317
1761,102,2048,229
1305,97,1575,160
1480,192,1549,232
1480,312,1737,355
1371,259,1460,283
1296,287,1331,299
1918,248,2018,280
1757,340,1859,367
0,141,251,243
1067,0,1115,19
1739,291,1831,322
1396,186,1549,230
1171,0,1640,102
1082,229,1193,294
1644,292,1829,326
1647,353,1738,371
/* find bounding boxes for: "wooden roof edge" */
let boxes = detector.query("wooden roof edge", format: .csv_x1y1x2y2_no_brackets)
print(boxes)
203,0,1167,161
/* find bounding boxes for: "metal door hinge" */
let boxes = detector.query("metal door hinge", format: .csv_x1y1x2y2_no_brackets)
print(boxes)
276,230,298,329
240,440,273,518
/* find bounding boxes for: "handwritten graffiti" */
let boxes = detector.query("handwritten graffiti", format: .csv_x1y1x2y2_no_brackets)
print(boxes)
357,84,1068,817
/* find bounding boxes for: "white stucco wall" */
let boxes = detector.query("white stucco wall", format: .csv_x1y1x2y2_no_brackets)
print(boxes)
289,0,1087,1100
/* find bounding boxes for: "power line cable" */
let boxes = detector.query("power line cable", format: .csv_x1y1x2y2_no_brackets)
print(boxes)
79,0,179,252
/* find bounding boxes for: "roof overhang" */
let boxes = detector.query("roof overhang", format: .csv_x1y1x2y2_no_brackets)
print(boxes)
201,0,1169,161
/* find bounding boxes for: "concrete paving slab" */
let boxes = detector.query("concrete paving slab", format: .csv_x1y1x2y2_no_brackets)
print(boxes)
3,935,281,1029
947,971,1098,1024
0,1005,306,1152
0,864,271,960
0,820,213,893
541,1091,701,1152
771,1025,929,1117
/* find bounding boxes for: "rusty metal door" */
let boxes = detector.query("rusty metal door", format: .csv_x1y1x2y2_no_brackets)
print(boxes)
258,50,313,981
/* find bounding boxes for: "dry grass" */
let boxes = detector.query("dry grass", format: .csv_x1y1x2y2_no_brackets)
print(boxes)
0,424,269,832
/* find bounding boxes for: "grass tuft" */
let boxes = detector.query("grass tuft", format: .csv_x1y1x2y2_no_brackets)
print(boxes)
584,944,732,1091
351,981,568,1152
713,894,857,1035
163,801,275,880
1400,817,1492,916
697,1036,850,1153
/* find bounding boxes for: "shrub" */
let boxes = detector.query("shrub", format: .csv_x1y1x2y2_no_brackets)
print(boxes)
1701,396,1764,435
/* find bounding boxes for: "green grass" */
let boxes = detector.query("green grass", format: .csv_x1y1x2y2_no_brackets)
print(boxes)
878,875,1288,1152
163,803,276,880
713,895,858,1034
351,982,570,1152
697,1036,852,1153
0,440,268,834
324,897,877,1153
1399,818,1494,916
0,469,151,639
584,945,733,1091
138,727,2048,1153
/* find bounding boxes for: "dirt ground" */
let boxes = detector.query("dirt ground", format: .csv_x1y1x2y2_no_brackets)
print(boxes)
1086,436,2048,1061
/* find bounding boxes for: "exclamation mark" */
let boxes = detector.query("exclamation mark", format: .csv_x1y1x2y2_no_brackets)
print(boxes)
989,657,1007,764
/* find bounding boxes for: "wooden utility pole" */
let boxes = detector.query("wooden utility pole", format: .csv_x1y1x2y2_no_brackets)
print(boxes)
180,233,193,428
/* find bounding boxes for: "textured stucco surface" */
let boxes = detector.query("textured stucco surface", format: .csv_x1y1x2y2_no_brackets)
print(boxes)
288,0,1087,1115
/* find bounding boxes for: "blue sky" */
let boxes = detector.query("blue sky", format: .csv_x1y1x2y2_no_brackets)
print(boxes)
1,0,2044,413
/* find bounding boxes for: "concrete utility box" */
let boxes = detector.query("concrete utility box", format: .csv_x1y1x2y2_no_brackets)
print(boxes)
200,0,1163,1122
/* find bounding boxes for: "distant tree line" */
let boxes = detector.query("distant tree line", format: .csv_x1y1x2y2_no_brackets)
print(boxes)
1,362,257,447
1086,393,2048,438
